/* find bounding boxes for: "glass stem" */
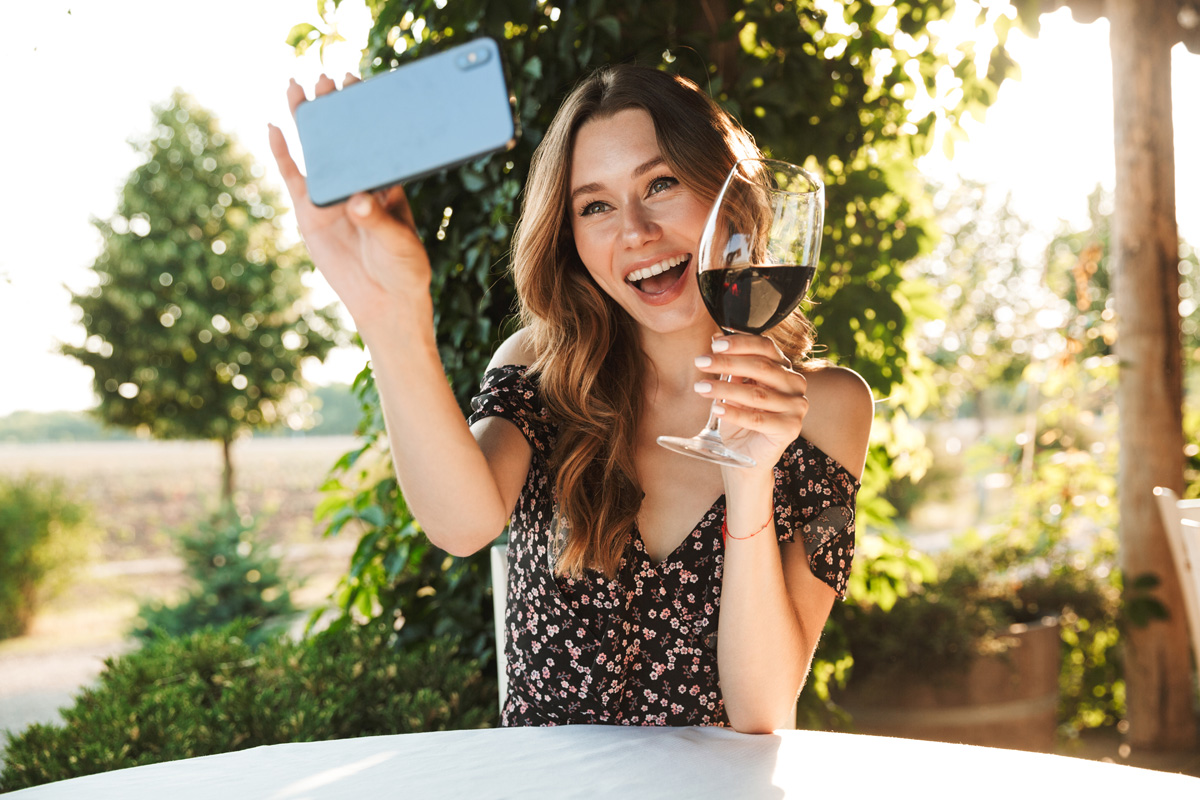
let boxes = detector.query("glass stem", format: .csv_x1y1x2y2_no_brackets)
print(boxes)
698,374,734,439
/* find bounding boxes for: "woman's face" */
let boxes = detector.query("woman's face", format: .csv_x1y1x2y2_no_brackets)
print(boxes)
568,108,712,336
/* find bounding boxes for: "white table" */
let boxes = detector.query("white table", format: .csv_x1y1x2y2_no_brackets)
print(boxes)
9,725,1199,799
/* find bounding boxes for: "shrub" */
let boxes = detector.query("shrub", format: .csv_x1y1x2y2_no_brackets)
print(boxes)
133,507,295,643
828,527,1124,738
0,621,496,792
0,474,91,640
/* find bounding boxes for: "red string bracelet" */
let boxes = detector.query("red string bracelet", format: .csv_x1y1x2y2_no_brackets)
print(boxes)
722,512,773,544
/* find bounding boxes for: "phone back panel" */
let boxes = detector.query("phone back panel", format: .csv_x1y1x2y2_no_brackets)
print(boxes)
295,38,516,206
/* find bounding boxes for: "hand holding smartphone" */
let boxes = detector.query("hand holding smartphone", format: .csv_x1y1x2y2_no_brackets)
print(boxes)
294,38,518,207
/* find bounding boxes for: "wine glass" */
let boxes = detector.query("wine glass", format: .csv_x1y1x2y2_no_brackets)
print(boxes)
657,158,824,468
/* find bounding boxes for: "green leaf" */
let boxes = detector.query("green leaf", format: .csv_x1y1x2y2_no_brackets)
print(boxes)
594,16,620,43
313,493,344,523
286,22,319,50
461,171,486,192
358,505,387,528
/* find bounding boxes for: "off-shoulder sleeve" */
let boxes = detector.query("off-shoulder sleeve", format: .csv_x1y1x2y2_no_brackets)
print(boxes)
771,439,858,599
467,364,553,456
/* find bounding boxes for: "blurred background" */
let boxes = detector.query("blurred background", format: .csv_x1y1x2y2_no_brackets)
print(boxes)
2,0,1199,788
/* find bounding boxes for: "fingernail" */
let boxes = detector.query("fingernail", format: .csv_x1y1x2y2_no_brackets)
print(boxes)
694,381,712,394
712,404,726,416
694,356,712,368
350,195,372,216
711,339,730,353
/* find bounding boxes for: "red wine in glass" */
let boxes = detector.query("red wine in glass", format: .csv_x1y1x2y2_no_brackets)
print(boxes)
698,264,816,335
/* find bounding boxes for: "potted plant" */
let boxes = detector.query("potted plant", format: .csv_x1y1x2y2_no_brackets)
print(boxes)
824,525,1122,752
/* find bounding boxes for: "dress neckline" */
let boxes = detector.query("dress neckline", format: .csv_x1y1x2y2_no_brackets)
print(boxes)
632,495,726,570
628,434,861,570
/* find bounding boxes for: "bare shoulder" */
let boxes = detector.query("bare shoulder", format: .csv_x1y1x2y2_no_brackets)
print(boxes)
486,327,537,371
800,365,874,480
804,365,873,416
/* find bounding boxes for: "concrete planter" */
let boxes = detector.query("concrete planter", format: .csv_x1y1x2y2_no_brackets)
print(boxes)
833,616,1062,752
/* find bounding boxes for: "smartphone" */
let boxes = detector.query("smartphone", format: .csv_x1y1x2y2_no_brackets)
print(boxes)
295,37,518,207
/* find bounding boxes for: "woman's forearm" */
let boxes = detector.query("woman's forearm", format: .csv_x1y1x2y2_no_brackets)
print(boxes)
358,305,517,556
716,478,821,733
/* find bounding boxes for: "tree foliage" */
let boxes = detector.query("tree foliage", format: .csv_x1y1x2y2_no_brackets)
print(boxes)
0,475,91,640
134,508,296,644
293,0,1030,705
914,180,1200,427
62,91,343,498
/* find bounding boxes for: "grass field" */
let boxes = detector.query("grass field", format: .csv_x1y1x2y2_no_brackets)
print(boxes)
0,435,361,650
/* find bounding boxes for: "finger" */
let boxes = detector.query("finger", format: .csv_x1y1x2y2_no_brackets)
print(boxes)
712,402,803,440
344,72,362,87
346,192,421,247
286,78,308,117
315,73,337,97
379,184,417,230
711,333,791,367
267,123,308,203
695,352,805,393
695,375,807,414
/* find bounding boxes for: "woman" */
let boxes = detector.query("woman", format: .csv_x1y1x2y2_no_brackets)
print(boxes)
269,64,873,733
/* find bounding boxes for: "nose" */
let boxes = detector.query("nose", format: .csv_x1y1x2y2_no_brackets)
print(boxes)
620,204,662,247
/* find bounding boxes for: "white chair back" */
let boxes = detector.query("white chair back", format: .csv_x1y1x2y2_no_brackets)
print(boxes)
1152,486,1200,686
490,543,509,719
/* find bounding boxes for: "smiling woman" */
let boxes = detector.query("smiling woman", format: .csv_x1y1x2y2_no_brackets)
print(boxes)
270,61,872,733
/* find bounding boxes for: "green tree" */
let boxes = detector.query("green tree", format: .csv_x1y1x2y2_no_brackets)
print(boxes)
63,91,343,500
133,509,296,644
0,475,91,640
910,181,1049,419
293,1,1030,704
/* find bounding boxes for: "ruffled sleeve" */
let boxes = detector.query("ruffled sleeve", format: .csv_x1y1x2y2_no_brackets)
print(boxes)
467,364,554,456
771,438,859,599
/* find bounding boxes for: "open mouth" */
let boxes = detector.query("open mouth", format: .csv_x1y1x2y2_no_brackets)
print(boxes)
625,254,692,294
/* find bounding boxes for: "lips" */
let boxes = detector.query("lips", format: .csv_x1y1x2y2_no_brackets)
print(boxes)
625,254,692,295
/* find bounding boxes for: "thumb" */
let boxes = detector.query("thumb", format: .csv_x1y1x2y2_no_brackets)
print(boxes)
346,192,418,246
347,193,388,225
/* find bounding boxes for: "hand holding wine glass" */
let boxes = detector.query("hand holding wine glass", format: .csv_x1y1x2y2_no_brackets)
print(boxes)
658,158,824,468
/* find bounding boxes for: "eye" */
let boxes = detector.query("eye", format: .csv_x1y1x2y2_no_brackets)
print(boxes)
648,176,679,195
579,200,609,217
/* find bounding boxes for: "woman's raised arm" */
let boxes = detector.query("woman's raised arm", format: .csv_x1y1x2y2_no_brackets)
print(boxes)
268,75,530,555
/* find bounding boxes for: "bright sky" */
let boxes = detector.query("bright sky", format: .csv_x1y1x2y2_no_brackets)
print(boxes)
0,2,1197,417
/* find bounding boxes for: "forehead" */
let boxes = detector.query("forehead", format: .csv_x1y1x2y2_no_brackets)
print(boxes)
570,108,661,187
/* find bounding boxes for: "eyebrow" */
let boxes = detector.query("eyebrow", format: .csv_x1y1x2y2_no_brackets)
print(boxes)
569,156,668,204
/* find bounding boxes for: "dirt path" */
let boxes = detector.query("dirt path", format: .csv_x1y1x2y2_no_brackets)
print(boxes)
0,642,132,737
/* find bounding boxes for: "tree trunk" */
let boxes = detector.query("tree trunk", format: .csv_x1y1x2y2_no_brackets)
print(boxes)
220,436,235,504
1108,0,1196,750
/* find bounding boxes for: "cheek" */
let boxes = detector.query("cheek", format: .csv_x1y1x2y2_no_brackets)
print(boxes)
570,225,613,279
673,196,712,243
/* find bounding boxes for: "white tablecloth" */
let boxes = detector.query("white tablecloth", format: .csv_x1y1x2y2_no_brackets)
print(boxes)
9,725,1199,799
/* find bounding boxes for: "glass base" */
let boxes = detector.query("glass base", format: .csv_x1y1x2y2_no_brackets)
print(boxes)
656,433,756,468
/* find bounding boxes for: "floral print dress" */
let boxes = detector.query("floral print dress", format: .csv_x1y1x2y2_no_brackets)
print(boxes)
468,365,858,727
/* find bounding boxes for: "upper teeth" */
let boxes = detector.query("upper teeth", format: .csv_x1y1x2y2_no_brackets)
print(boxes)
627,254,689,284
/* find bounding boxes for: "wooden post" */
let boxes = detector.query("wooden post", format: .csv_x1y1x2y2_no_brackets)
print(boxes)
1108,0,1196,750
221,435,235,504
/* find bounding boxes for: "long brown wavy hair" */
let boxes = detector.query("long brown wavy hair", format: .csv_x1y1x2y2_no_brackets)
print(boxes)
510,65,818,579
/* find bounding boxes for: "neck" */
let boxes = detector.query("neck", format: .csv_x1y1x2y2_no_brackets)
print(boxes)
640,320,722,401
